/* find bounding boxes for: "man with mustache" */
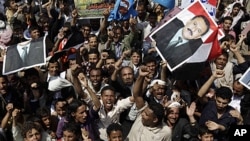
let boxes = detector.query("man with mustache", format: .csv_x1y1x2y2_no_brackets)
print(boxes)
152,15,210,70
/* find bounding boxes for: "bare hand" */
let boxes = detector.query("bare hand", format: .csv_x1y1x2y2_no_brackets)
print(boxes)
129,15,137,26
212,69,225,78
205,120,220,130
186,102,196,117
71,9,78,19
78,73,88,88
139,65,150,77
6,103,14,113
101,52,109,60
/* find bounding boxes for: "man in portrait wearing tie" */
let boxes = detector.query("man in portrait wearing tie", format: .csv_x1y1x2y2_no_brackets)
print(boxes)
152,15,210,70
4,26,46,74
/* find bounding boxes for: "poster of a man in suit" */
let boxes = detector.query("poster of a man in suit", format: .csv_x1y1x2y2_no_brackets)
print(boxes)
3,36,46,75
149,1,218,71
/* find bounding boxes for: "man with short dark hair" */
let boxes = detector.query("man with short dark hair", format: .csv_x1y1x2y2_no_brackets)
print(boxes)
21,122,42,141
126,66,172,141
197,69,244,141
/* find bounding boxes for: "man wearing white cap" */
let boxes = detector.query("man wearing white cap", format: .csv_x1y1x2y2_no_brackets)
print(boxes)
144,79,167,105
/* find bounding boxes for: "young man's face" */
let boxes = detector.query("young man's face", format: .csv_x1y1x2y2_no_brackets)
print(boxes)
105,58,115,69
232,6,240,16
223,19,232,31
199,133,214,141
113,28,122,43
151,83,166,101
141,107,156,127
131,52,140,66
214,54,228,70
48,62,59,76
63,130,77,141
146,61,156,75
81,26,91,38
41,116,50,129
88,53,99,64
88,36,98,49
108,130,123,141
74,105,88,123
215,97,230,111
30,29,40,40
101,89,116,111
55,101,67,117
182,17,208,40
24,129,41,141
9,1,18,10
0,77,8,95
89,69,102,88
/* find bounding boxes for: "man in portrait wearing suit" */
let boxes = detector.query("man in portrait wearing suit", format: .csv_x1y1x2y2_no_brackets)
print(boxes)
4,26,46,74
152,15,210,70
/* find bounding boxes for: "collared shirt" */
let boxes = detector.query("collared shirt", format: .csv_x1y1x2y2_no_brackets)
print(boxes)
127,106,172,141
199,100,237,140
169,28,188,47
98,97,133,140
17,42,30,58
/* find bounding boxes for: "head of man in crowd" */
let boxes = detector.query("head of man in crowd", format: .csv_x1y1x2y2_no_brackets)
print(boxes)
107,123,123,141
120,66,134,87
29,25,41,40
80,23,91,39
141,103,165,127
47,59,60,77
214,50,229,70
215,87,233,112
101,86,116,112
21,121,42,141
222,16,233,32
149,79,167,101
182,15,210,40
89,68,103,91
88,34,98,49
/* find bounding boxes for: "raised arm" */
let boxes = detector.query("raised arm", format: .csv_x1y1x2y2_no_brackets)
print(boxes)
133,66,150,109
78,72,101,111
230,41,246,64
197,69,225,102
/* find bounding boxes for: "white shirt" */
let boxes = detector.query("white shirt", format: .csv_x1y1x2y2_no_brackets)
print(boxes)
98,97,133,141
127,104,172,141
169,28,188,47
17,42,31,57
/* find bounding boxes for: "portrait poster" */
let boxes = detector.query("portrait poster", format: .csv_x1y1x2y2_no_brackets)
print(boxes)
239,67,250,90
149,0,220,72
2,36,46,75
74,0,114,19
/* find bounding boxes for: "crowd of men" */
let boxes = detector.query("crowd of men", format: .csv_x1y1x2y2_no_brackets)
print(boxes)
0,0,250,141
